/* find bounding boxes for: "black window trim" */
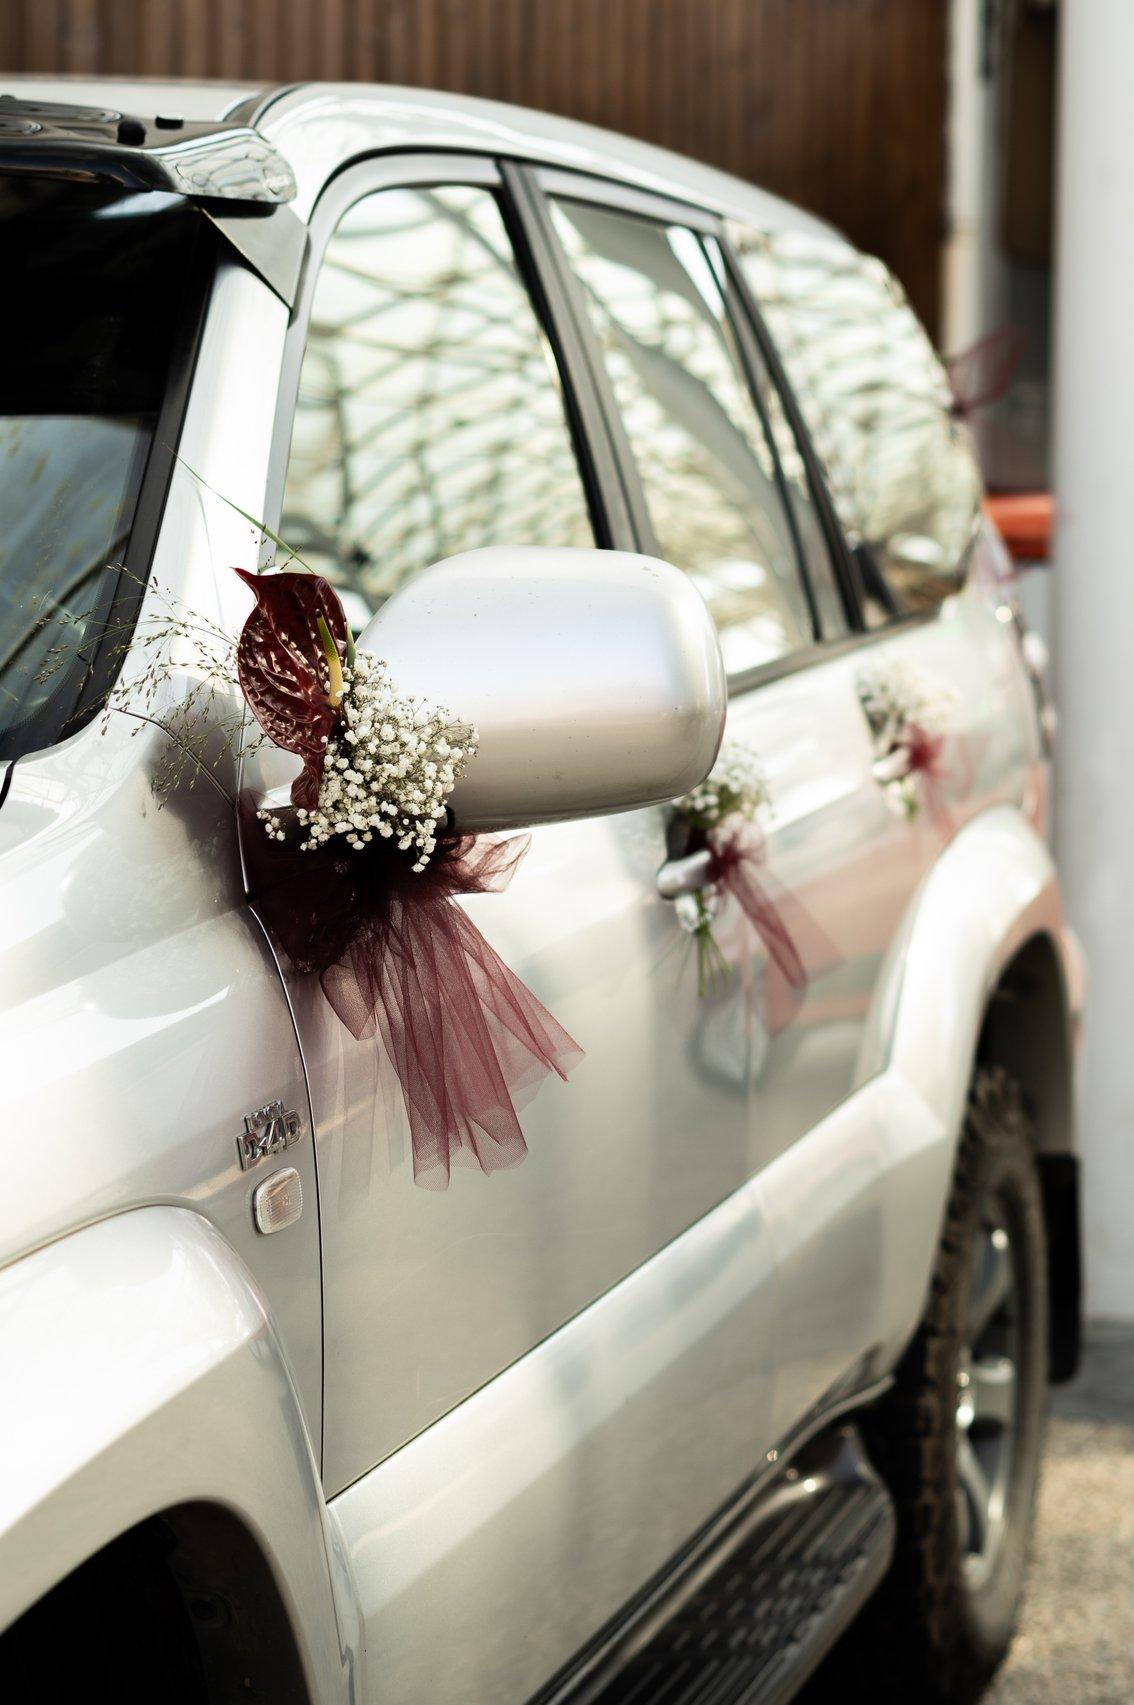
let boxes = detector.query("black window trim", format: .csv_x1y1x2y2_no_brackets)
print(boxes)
498,159,632,549
719,222,985,636
716,228,870,637
514,165,663,555
262,150,623,585
701,228,823,640
527,165,739,566
533,165,724,236
259,145,949,711
720,606,939,697
521,162,843,674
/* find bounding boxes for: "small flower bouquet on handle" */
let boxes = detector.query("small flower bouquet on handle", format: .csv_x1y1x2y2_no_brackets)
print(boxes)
670,741,819,1033
673,744,772,996
857,663,959,831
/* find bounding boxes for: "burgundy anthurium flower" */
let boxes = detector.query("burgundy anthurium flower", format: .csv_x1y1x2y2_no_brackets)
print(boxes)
234,568,350,809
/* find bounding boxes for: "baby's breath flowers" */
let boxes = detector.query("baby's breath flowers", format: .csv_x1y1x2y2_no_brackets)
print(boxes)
260,650,477,872
672,740,770,996
676,740,769,831
856,661,947,746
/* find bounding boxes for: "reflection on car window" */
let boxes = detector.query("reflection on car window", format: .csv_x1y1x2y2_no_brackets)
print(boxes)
729,292,849,639
730,224,982,620
0,179,199,761
550,200,813,673
282,184,594,627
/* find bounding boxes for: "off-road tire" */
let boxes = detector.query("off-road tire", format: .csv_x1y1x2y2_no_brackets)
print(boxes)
817,1067,1048,1702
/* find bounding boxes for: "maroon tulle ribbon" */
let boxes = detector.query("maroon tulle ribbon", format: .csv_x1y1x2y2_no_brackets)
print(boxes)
944,325,1027,419
703,817,824,1036
242,804,582,1189
899,722,953,834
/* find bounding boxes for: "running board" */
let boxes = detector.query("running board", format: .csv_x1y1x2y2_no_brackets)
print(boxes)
569,1425,894,1705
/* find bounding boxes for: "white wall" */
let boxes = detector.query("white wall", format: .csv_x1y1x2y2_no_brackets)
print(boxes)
1052,0,1134,1318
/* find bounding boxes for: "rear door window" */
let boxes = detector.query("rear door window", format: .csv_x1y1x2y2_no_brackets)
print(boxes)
730,224,982,621
549,198,816,674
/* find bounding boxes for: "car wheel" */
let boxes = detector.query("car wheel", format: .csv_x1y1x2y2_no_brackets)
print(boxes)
819,1067,1048,1703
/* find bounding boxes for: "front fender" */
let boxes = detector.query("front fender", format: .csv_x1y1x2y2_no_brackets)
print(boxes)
0,1206,358,1700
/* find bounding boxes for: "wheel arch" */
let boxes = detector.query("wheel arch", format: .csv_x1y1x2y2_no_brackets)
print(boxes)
873,804,1083,1383
977,929,1075,1160
0,1499,315,1703
0,1207,358,1699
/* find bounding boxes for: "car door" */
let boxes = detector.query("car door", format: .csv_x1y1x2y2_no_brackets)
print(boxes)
534,173,931,1444
269,153,781,1527
253,143,909,1694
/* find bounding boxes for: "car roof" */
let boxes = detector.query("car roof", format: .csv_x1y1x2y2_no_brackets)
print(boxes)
0,73,257,123
0,74,848,246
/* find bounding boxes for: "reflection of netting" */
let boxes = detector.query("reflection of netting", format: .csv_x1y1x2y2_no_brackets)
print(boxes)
550,203,812,670
282,185,592,620
731,225,981,611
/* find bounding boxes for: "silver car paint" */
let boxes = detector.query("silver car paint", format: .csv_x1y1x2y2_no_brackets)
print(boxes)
312,579,1061,1705
0,1207,356,1698
0,262,323,1440
359,546,728,830
253,80,855,240
0,77,1078,1705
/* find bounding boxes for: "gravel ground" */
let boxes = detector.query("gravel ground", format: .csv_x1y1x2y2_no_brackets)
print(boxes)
985,1322,1134,1704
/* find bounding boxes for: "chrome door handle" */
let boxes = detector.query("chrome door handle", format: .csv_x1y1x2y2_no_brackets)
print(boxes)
656,848,714,900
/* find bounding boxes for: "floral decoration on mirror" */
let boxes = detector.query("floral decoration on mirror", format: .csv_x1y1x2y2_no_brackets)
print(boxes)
88,522,581,1191
237,568,582,1190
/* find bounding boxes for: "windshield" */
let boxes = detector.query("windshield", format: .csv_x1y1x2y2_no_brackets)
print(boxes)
0,177,204,761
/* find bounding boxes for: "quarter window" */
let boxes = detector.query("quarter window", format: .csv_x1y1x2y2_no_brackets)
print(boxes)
283,183,594,626
550,200,815,673
730,224,982,621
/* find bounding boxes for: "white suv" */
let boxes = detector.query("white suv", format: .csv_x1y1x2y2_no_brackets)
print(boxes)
0,79,1081,1705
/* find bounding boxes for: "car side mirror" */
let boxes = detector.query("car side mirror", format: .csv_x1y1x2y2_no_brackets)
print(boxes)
356,546,726,832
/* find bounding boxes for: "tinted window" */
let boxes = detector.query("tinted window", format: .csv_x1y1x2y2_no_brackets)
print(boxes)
0,179,201,760
282,183,594,627
731,225,982,620
550,200,814,672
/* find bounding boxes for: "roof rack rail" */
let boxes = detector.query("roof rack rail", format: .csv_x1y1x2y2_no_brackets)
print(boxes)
0,95,296,204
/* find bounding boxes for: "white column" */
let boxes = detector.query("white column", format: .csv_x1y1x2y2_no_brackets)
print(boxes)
1052,0,1134,1318
941,0,1004,354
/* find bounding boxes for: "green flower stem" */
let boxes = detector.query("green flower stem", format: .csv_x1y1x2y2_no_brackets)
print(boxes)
693,892,732,999
177,456,312,571
316,614,345,707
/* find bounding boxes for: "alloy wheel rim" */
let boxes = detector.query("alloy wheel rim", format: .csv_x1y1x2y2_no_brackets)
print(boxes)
956,1205,1020,1590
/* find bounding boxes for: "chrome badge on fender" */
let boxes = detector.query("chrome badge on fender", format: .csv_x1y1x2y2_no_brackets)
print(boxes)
237,1101,303,1171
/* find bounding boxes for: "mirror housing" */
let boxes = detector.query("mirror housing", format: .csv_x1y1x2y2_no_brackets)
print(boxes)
357,547,726,832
